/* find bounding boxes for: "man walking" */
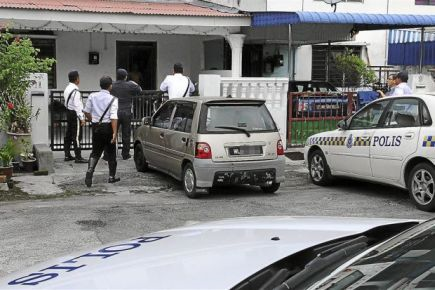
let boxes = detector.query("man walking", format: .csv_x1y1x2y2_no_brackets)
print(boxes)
392,71,413,96
111,68,142,160
63,70,87,163
160,63,195,99
83,76,120,187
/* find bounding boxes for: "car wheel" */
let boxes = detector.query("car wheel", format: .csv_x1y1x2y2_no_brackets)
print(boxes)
134,145,148,172
408,163,435,212
308,149,332,186
260,182,280,193
182,163,200,198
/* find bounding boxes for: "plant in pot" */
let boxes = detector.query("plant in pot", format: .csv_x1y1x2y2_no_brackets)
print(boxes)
0,139,16,180
19,138,36,172
0,30,55,156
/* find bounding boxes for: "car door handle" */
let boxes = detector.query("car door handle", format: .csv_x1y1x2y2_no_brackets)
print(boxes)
159,132,164,139
181,137,188,144
404,132,415,139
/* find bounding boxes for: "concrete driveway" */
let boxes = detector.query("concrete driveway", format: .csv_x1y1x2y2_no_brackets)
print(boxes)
0,151,433,278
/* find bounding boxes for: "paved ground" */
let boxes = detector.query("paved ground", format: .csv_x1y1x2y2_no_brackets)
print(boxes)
0,151,433,278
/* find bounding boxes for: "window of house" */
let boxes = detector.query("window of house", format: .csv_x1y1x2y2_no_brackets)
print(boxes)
415,0,435,5
31,38,57,89
203,39,231,70
312,45,363,88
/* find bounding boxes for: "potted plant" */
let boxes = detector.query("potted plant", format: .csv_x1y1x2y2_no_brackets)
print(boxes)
0,139,16,179
0,30,55,155
19,138,36,172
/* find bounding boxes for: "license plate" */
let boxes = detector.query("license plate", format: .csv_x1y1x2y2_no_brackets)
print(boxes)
229,146,263,156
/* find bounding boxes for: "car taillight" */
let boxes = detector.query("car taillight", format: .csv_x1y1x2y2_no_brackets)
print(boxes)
277,140,284,156
195,142,212,159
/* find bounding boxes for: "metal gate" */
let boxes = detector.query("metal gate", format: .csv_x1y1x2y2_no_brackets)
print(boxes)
287,92,354,147
49,90,164,151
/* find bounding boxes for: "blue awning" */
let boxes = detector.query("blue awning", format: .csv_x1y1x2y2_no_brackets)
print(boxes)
252,12,435,30
388,42,435,65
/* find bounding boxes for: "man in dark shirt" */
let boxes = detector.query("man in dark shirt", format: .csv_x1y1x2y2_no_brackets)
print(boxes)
111,68,142,160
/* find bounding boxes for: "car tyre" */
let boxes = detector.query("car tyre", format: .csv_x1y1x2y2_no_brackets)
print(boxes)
308,149,332,186
182,163,202,198
408,163,435,212
134,145,148,172
260,182,280,193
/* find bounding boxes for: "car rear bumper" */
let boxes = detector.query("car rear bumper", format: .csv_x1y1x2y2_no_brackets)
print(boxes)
193,156,286,188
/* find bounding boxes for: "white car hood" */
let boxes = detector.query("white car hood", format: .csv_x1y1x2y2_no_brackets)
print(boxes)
0,216,414,290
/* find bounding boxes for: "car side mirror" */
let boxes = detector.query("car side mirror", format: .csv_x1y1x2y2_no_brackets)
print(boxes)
337,119,348,130
142,116,151,126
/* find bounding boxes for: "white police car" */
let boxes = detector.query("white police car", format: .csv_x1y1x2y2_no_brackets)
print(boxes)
0,216,427,290
304,95,435,212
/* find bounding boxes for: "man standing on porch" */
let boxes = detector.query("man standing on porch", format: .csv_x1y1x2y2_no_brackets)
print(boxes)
111,68,142,160
63,70,87,163
160,63,195,99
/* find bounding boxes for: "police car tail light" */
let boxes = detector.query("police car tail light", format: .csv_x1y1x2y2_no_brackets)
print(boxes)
277,140,284,156
195,142,212,159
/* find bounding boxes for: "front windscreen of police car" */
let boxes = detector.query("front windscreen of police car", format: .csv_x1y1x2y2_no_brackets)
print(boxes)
304,95,435,212
0,216,421,290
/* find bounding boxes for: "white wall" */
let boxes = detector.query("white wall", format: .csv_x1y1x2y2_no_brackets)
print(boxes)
56,32,203,91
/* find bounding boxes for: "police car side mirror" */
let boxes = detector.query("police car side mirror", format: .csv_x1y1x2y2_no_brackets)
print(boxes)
142,116,151,126
337,119,348,130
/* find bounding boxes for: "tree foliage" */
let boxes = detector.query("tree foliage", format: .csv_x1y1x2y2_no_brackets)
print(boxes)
0,30,55,133
334,48,376,89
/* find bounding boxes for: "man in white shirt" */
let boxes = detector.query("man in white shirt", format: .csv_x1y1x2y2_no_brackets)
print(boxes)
160,63,195,99
83,76,120,187
391,71,413,96
63,70,87,163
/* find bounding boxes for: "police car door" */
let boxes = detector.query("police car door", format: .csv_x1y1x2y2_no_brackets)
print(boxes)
328,100,389,177
370,98,421,180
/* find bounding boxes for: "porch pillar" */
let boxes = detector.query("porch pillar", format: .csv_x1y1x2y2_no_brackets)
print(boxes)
226,34,245,78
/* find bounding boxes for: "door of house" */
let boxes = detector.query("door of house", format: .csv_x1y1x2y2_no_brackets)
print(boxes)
116,41,157,90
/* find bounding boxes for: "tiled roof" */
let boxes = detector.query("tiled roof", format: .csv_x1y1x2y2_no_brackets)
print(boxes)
0,0,243,17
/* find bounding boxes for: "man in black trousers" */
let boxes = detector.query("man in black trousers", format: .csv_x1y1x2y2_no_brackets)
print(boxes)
111,68,142,160
63,70,87,163
83,76,120,187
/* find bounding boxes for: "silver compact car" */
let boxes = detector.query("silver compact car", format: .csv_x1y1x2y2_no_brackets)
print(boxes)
133,97,286,198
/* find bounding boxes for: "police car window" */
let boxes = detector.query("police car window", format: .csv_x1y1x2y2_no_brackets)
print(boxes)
422,103,432,126
382,98,419,128
349,100,389,130
170,103,195,133
153,102,175,129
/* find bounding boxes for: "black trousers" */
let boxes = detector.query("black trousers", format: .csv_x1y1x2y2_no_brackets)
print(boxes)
90,123,116,161
117,111,132,158
64,109,83,158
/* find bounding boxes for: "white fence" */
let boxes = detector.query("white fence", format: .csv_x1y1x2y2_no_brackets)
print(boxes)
220,77,289,146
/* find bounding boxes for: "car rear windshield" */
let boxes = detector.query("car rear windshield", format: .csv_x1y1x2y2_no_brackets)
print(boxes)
199,103,277,134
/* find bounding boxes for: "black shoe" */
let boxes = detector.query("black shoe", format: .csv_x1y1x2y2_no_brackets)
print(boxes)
64,155,75,161
108,176,120,183
85,171,93,187
122,154,131,160
75,157,88,164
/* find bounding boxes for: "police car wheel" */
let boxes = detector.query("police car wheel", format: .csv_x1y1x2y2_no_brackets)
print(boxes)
134,145,148,172
408,163,435,212
182,163,201,198
260,182,280,193
308,149,332,186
